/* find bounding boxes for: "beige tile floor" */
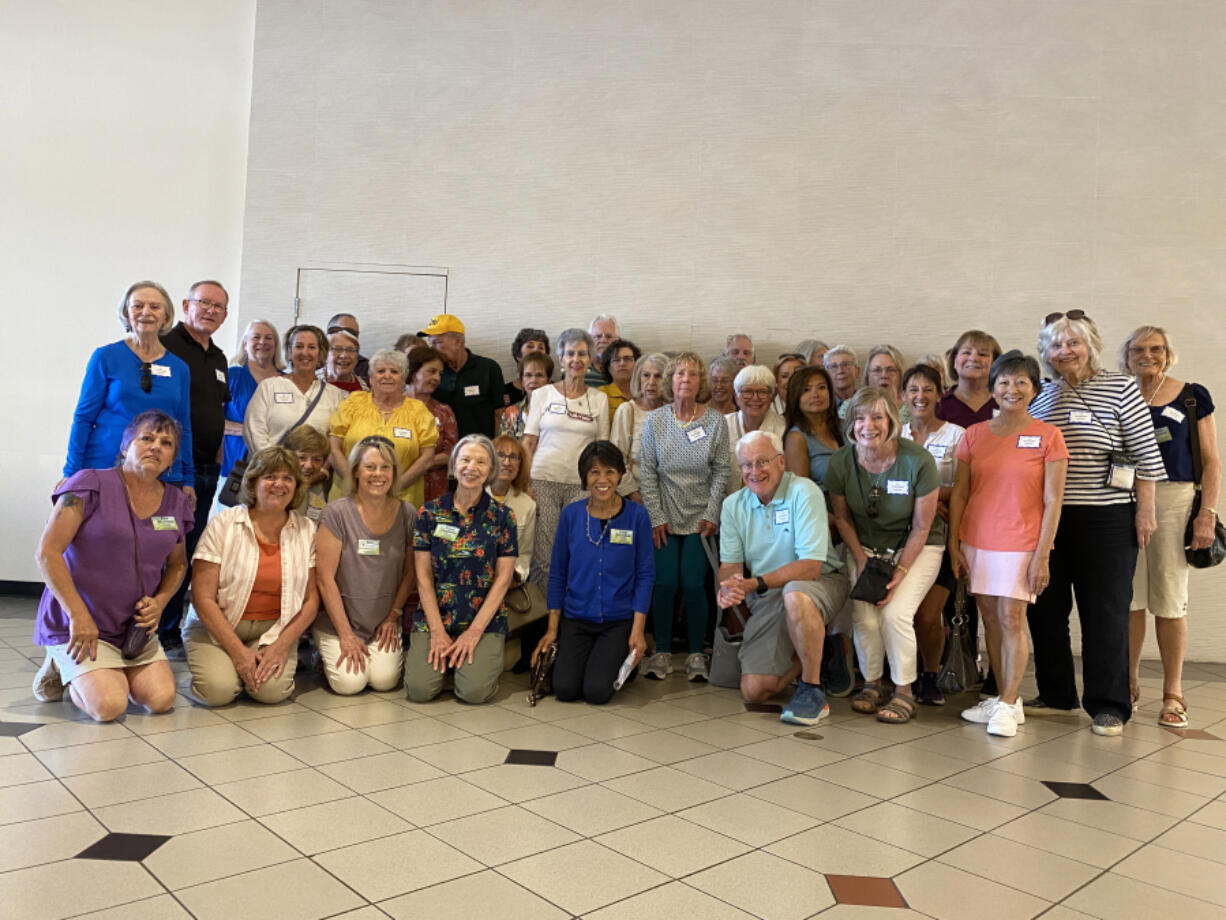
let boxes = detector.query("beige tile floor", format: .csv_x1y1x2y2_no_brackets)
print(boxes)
2,599,1226,919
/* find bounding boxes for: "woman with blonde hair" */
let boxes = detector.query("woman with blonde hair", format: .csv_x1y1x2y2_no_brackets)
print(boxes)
222,320,283,481
610,353,667,504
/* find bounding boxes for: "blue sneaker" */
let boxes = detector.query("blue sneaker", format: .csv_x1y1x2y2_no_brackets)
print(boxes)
781,681,829,726
821,633,854,698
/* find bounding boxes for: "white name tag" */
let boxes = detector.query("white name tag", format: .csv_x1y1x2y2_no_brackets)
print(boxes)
549,403,566,414
774,508,790,525
434,523,460,542
928,445,947,459
357,539,380,556
215,368,227,384
463,385,480,397
887,480,909,495
1161,405,1186,424
392,427,412,439
151,516,178,531
1017,435,1042,448
274,391,294,404
610,528,634,545
150,364,171,378
686,425,707,443
992,408,1000,418
1069,410,1093,423
434,416,443,428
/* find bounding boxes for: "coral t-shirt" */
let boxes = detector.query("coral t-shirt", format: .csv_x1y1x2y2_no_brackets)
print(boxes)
954,419,1069,552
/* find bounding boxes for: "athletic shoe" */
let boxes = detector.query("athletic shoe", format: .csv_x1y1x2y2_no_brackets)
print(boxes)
781,680,829,726
1022,696,1077,715
33,653,63,703
988,698,1023,736
821,633,855,698
1091,713,1124,736
643,652,673,680
685,652,710,682
915,671,945,706
961,696,998,724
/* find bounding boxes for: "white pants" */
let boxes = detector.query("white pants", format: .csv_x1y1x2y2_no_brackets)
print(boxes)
313,628,404,695
852,545,943,687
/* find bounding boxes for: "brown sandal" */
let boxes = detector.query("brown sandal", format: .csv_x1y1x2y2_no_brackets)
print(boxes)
876,695,917,724
852,684,881,714
1159,696,1189,728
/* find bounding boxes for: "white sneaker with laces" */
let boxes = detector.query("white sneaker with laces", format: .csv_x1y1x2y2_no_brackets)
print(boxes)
961,696,998,724
988,699,1020,736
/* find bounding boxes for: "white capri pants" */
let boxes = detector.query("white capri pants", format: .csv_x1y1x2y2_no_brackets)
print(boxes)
851,545,943,687
313,629,404,695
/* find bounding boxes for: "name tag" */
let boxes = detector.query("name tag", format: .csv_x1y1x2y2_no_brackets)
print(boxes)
549,403,566,414
610,528,634,545
928,445,947,459
686,425,707,443
992,408,1000,418
1154,426,1173,444
1069,410,1093,424
1017,435,1042,448
392,427,412,439
1161,405,1186,424
150,364,171,378
274,391,294,404
434,523,460,542
358,539,381,556
434,416,442,428
151,516,178,531
215,368,226,384
886,480,909,496
463,385,480,397
774,508,790,525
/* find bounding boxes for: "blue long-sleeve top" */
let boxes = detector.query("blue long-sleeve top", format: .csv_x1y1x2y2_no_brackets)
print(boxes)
64,341,195,484
221,364,259,477
547,498,655,623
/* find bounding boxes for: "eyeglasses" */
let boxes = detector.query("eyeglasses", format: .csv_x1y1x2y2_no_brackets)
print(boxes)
825,361,855,371
139,362,152,393
495,452,520,462
331,346,358,357
1128,344,1166,356
610,354,636,364
737,455,780,473
188,297,227,313
866,485,883,518
739,388,773,400
1043,309,1088,326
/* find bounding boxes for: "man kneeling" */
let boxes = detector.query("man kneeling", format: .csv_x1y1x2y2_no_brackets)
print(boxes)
718,431,849,725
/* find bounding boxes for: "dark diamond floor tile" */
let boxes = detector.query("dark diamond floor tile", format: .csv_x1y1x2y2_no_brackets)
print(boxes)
827,874,908,908
76,832,171,862
1042,781,1109,800
505,749,558,766
1163,728,1222,740
0,721,43,737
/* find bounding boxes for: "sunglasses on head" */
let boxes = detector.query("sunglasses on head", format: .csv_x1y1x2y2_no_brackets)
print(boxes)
1042,309,1088,327
866,485,883,519
358,435,394,450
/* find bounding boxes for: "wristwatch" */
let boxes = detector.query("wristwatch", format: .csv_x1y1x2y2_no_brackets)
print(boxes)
754,576,769,596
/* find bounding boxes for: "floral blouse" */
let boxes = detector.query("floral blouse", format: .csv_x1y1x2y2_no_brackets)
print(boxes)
412,490,518,636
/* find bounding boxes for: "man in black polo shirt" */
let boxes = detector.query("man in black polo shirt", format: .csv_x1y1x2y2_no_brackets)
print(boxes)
422,314,505,438
159,279,230,655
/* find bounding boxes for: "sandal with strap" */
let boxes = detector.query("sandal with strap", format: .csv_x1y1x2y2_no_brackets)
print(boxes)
852,684,881,714
876,695,918,724
1159,695,1189,729
1130,684,1140,706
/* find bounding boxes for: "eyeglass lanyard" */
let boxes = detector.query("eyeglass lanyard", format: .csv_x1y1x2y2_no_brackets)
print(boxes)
852,450,910,558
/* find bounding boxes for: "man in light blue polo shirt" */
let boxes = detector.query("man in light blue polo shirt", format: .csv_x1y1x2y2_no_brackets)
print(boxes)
718,430,849,725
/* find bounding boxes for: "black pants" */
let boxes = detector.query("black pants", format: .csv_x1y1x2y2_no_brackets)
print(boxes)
553,616,633,706
159,463,220,645
1026,503,1137,721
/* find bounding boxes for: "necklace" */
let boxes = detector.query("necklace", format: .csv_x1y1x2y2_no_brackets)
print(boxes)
585,497,622,546
674,404,703,427
1141,373,1166,406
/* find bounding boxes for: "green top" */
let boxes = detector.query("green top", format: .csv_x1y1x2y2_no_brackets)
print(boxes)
824,439,942,553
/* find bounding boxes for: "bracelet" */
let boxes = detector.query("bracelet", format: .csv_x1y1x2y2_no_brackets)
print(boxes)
1203,506,1218,516
896,563,910,575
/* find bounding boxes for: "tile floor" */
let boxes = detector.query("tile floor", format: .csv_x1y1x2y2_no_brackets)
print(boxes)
3,596,1226,919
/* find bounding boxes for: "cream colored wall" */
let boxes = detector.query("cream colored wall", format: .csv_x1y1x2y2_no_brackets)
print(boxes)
3,1,256,581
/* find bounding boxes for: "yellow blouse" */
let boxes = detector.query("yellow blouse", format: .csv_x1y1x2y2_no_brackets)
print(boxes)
599,383,630,420
329,392,439,506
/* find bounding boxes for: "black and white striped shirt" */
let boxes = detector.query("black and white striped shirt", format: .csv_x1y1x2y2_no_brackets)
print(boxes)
1030,371,1166,506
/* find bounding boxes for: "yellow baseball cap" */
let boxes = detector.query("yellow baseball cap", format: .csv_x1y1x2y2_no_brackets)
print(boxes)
419,314,465,336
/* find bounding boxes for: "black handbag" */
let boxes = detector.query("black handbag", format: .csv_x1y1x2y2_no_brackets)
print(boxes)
527,641,556,706
219,380,326,507
937,580,978,694
1182,385,1226,568
850,556,898,604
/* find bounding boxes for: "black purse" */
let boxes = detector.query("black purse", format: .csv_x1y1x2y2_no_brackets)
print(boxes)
219,380,326,506
527,641,557,706
848,454,910,604
1182,385,1226,568
937,580,978,695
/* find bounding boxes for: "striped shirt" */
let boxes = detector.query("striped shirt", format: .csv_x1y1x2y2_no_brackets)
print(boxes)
640,406,731,532
1030,372,1165,506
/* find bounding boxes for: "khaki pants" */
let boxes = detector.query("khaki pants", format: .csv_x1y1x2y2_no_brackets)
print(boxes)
314,628,404,695
404,630,504,704
184,619,297,707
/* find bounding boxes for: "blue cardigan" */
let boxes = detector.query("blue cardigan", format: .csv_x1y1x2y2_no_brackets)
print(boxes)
547,498,655,623
65,341,195,483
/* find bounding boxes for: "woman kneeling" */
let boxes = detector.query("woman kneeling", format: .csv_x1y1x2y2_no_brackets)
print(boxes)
534,442,653,704
185,446,319,706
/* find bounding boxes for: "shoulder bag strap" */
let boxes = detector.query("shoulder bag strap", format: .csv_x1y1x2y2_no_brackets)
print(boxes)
1183,383,1203,489
275,381,328,447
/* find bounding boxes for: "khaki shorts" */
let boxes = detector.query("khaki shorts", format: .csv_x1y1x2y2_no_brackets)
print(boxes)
1131,480,1195,618
48,634,165,685
739,570,850,678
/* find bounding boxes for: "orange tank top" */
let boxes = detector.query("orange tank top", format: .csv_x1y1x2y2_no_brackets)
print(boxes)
242,539,282,620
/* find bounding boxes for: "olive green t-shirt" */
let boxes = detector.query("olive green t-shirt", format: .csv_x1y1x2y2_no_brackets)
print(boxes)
824,439,942,554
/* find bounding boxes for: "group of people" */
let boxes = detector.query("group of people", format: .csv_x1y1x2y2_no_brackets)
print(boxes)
34,282,1220,744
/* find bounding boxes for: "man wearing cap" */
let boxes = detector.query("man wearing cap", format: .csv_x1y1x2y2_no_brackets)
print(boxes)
718,430,850,725
422,314,506,439
327,312,369,377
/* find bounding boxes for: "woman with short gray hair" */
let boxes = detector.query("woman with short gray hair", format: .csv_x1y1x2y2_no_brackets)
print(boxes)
724,365,787,496
522,328,611,591
707,356,739,416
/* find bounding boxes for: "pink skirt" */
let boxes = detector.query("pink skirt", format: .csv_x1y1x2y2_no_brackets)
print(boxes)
964,545,1035,604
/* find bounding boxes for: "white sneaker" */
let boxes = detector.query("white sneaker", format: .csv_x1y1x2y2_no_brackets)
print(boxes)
33,653,63,703
961,696,998,724
685,653,710,682
988,699,1020,737
643,652,673,680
